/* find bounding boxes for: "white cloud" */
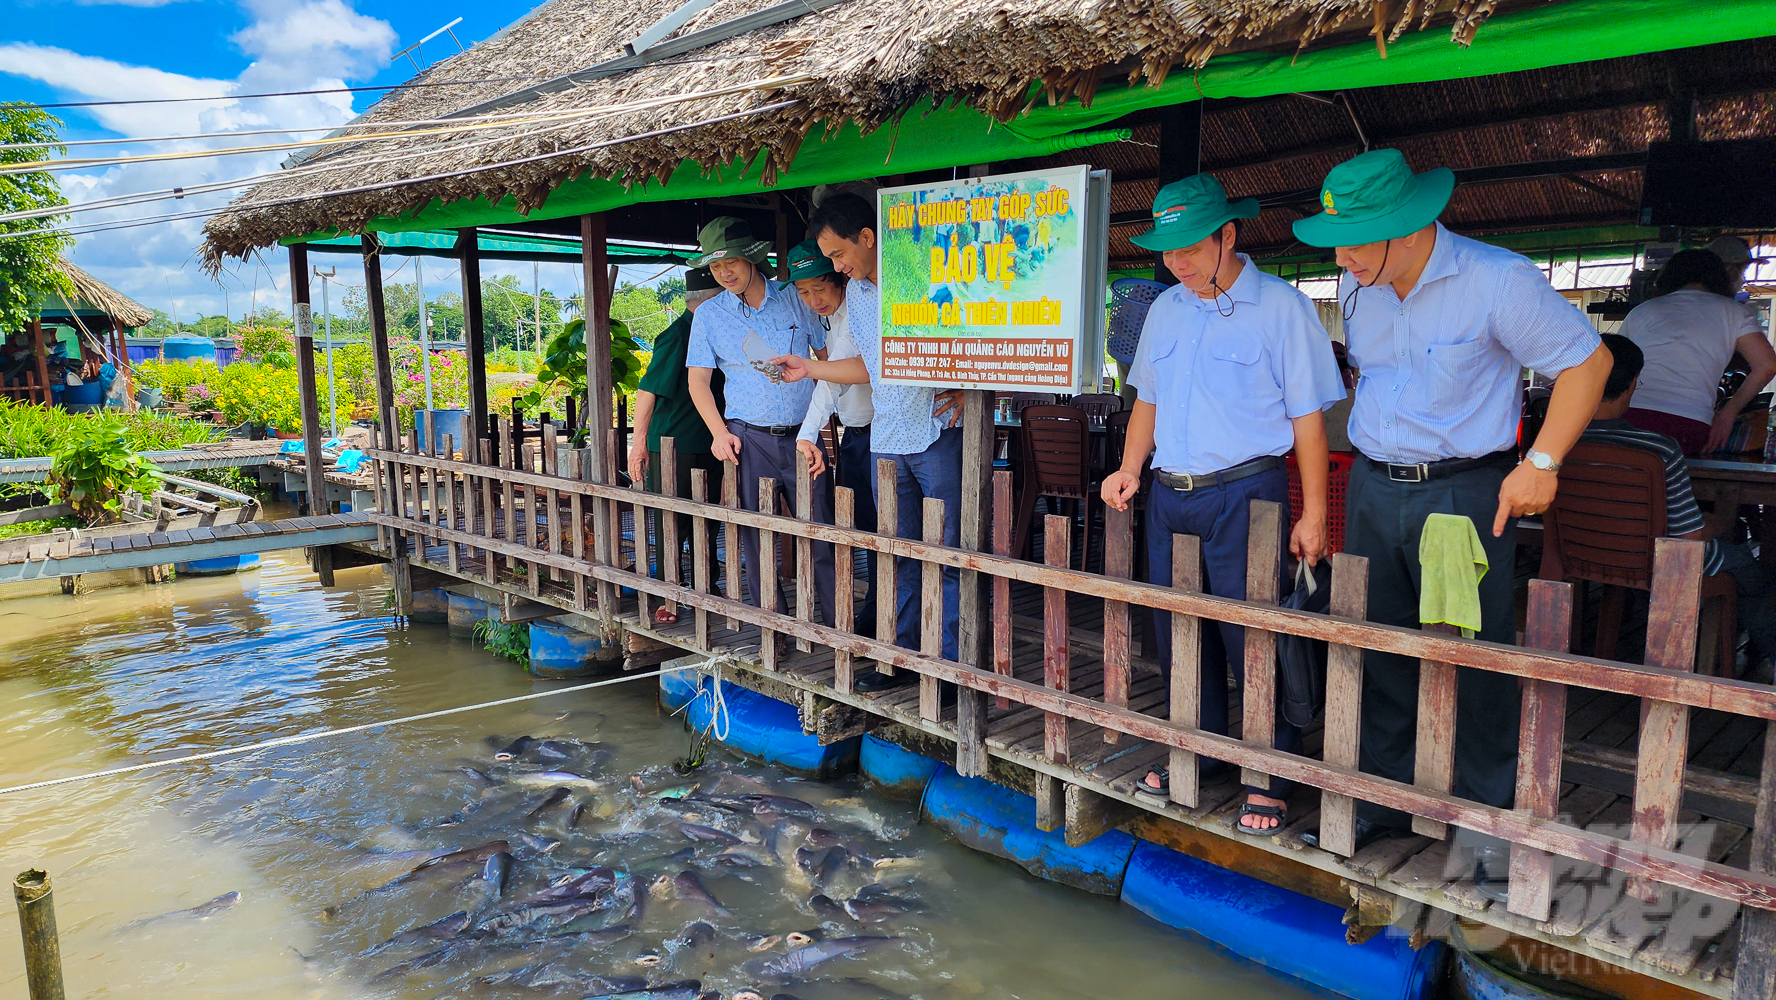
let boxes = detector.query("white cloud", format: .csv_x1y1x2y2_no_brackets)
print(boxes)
0,1,400,320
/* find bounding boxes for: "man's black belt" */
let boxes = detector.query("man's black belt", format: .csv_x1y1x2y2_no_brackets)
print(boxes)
1358,449,1518,484
1154,455,1284,493
738,421,799,437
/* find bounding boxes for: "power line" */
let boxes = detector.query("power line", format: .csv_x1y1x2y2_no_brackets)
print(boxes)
0,76,812,225
13,77,559,111
11,50,769,112
0,98,801,244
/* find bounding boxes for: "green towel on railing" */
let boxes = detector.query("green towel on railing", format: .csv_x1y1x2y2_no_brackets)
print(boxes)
1418,513,1488,637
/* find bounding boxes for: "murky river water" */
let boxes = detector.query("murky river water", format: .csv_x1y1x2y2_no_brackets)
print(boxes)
0,545,1315,1000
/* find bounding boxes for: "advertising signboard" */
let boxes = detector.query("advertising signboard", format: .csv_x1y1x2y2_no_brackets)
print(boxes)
876,166,1108,393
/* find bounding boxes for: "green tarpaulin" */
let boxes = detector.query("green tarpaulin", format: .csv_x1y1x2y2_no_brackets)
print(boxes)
287,0,1776,244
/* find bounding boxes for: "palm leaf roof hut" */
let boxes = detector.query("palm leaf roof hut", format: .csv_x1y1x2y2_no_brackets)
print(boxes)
4,258,152,406
200,0,1776,506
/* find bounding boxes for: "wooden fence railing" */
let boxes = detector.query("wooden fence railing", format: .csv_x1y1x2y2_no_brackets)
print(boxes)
362,429,1776,928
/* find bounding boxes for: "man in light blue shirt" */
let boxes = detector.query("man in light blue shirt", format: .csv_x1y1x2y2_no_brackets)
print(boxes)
685,217,838,631
774,193,964,692
1291,149,1610,899
1103,173,1345,832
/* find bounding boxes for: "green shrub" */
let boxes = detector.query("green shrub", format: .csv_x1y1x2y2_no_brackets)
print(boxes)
45,416,162,524
0,398,216,460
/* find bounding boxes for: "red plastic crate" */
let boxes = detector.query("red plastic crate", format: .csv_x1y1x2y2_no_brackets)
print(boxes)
1284,452,1354,554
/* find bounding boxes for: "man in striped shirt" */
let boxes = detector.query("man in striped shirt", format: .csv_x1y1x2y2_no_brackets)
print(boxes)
1581,334,1775,667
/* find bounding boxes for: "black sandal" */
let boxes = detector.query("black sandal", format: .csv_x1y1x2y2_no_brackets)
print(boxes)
1237,800,1287,835
1134,766,1169,796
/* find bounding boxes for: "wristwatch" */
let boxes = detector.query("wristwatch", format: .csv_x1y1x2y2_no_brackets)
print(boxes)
1524,449,1561,473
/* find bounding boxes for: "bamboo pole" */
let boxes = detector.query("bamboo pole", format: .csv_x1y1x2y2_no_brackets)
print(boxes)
12,869,66,1000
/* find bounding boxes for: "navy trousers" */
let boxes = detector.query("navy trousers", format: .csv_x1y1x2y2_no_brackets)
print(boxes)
873,426,963,661
1145,466,1299,797
837,424,879,636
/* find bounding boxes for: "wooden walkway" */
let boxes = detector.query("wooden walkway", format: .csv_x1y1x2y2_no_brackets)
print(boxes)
0,512,375,580
0,439,283,484
381,520,1757,998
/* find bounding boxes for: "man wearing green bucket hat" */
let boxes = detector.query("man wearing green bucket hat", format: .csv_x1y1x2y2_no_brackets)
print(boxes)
684,217,841,635
1291,148,1612,898
628,266,725,624
1104,173,1347,832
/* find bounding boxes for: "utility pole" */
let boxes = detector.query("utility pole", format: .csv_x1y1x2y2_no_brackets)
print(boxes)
534,261,543,355
416,256,435,411
314,265,338,437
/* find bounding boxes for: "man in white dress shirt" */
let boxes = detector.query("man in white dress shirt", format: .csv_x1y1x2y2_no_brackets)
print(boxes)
787,238,879,636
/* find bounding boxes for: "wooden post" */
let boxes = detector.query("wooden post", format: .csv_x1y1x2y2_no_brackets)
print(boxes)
1169,534,1203,808
1508,579,1574,920
956,388,993,775
723,461,741,630
773,192,791,280
920,496,945,722
1151,102,1202,285
459,228,489,455
581,213,618,622
795,456,814,653
692,468,713,649
362,237,407,608
1732,722,1776,1000
12,869,66,1000
29,320,50,404
1241,499,1283,790
991,468,1014,708
1413,623,1460,839
1102,503,1133,744
660,436,681,623
759,477,779,670
834,486,856,694
1318,552,1370,856
288,243,327,514
876,458,898,674
1629,538,1705,901
1043,513,1071,766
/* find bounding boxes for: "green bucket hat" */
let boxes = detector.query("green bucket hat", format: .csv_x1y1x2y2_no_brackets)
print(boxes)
1129,174,1260,252
786,238,835,281
687,216,772,268
1292,148,1454,248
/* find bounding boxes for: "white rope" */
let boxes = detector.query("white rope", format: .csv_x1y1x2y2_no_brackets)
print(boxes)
671,651,738,742
0,662,695,798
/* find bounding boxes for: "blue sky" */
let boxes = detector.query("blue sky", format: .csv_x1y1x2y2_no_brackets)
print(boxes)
2,0,654,323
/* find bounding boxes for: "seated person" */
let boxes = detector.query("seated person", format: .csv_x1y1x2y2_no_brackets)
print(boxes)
1582,334,1776,671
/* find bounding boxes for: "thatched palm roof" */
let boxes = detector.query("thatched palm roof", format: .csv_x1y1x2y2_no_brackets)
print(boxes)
52,258,154,329
201,0,1508,267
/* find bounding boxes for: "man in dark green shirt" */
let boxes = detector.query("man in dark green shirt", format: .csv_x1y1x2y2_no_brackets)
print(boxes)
629,267,725,622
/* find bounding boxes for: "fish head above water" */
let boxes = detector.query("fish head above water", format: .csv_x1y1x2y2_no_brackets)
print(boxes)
494,735,537,761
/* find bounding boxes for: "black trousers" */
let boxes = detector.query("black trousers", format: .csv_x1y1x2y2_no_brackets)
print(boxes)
645,448,721,582
1345,456,1521,831
729,420,838,626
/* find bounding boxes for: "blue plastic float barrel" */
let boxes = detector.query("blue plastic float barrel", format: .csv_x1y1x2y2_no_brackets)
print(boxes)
1120,839,1445,1000
860,734,943,797
175,553,261,576
527,620,615,678
920,766,1136,896
408,587,448,623
673,673,858,777
658,661,703,711
446,592,488,638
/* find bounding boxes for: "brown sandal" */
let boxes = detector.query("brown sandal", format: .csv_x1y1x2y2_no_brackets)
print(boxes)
653,605,679,625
